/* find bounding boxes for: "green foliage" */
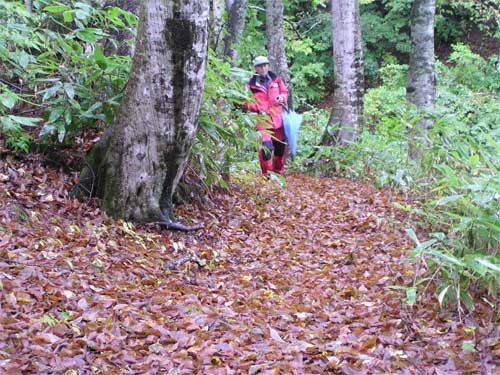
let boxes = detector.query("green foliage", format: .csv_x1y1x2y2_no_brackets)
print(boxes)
235,0,498,105
360,0,499,85
447,44,500,92
192,51,261,188
436,0,500,40
286,11,332,106
299,46,499,311
0,0,136,151
239,2,331,107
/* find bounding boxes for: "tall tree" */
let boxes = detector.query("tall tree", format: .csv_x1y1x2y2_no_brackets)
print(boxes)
24,0,32,12
210,0,225,53
407,0,436,159
323,0,364,145
76,0,209,230
223,0,248,63
266,0,292,108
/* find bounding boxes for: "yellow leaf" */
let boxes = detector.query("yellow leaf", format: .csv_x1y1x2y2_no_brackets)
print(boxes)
211,356,222,365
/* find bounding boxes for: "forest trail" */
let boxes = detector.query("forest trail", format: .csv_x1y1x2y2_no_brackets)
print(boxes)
0,158,497,373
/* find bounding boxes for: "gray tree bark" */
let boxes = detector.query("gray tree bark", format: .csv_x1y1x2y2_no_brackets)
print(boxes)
210,0,225,53
324,0,364,145
24,0,32,12
223,0,247,63
266,0,293,109
407,0,436,159
76,0,209,229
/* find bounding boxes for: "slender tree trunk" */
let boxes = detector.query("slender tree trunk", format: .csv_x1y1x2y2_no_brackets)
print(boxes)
407,0,436,159
223,0,247,63
210,0,225,53
323,0,364,145
76,0,209,227
24,0,32,12
266,0,293,109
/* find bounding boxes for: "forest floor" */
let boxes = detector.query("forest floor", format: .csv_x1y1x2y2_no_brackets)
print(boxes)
0,154,498,374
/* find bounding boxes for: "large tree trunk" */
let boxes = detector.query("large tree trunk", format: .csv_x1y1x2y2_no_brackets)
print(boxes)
266,0,293,109
223,0,247,63
323,0,364,145
76,0,209,228
407,0,436,159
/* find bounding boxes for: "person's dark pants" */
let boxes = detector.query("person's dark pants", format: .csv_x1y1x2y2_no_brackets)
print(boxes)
258,127,287,175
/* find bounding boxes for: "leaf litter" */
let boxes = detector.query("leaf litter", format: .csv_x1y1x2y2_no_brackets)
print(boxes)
0,156,498,374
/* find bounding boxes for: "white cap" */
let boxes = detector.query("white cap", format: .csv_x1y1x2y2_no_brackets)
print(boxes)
253,55,269,66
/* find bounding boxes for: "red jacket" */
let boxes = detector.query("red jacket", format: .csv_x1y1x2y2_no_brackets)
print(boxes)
245,72,288,132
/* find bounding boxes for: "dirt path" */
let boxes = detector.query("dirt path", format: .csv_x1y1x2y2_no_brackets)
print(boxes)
0,162,497,373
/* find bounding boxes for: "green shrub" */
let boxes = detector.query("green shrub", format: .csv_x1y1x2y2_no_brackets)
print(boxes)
192,51,261,187
448,43,500,93
0,0,136,151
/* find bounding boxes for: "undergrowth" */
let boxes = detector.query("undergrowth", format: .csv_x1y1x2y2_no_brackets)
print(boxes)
296,44,499,313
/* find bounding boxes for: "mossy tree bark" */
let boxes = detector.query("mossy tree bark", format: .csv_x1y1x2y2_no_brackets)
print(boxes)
77,0,209,228
266,0,293,109
407,0,436,159
323,0,364,145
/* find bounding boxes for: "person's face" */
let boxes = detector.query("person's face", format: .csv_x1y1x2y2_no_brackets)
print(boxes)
254,63,269,77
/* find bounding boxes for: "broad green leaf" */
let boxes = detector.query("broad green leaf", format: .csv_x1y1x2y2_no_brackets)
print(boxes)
460,289,475,311
63,11,74,23
64,83,75,99
44,5,71,13
48,107,64,123
474,258,500,274
93,45,107,69
427,249,466,267
74,9,88,21
0,92,18,109
435,194,464,206
76,29,97,43
405,228,420,246
56,122,66,143
18,51,32,69
9,116,41,126
469,154,480,169
437,285,450,307
40,124,56,138
1,116,17,132
81,102,102,118
406,287,417,307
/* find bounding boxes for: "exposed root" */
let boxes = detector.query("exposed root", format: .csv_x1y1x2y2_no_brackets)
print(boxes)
160,220,204,232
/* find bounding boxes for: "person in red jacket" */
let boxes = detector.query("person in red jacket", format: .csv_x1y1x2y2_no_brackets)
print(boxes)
244,56,288,175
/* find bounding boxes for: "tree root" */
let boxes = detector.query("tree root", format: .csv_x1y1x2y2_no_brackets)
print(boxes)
160,220,204,232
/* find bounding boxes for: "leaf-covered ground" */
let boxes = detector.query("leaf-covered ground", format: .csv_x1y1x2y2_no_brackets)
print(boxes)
1,155,498,374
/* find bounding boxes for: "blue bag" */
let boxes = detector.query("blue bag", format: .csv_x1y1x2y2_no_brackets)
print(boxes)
282,108,302,158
